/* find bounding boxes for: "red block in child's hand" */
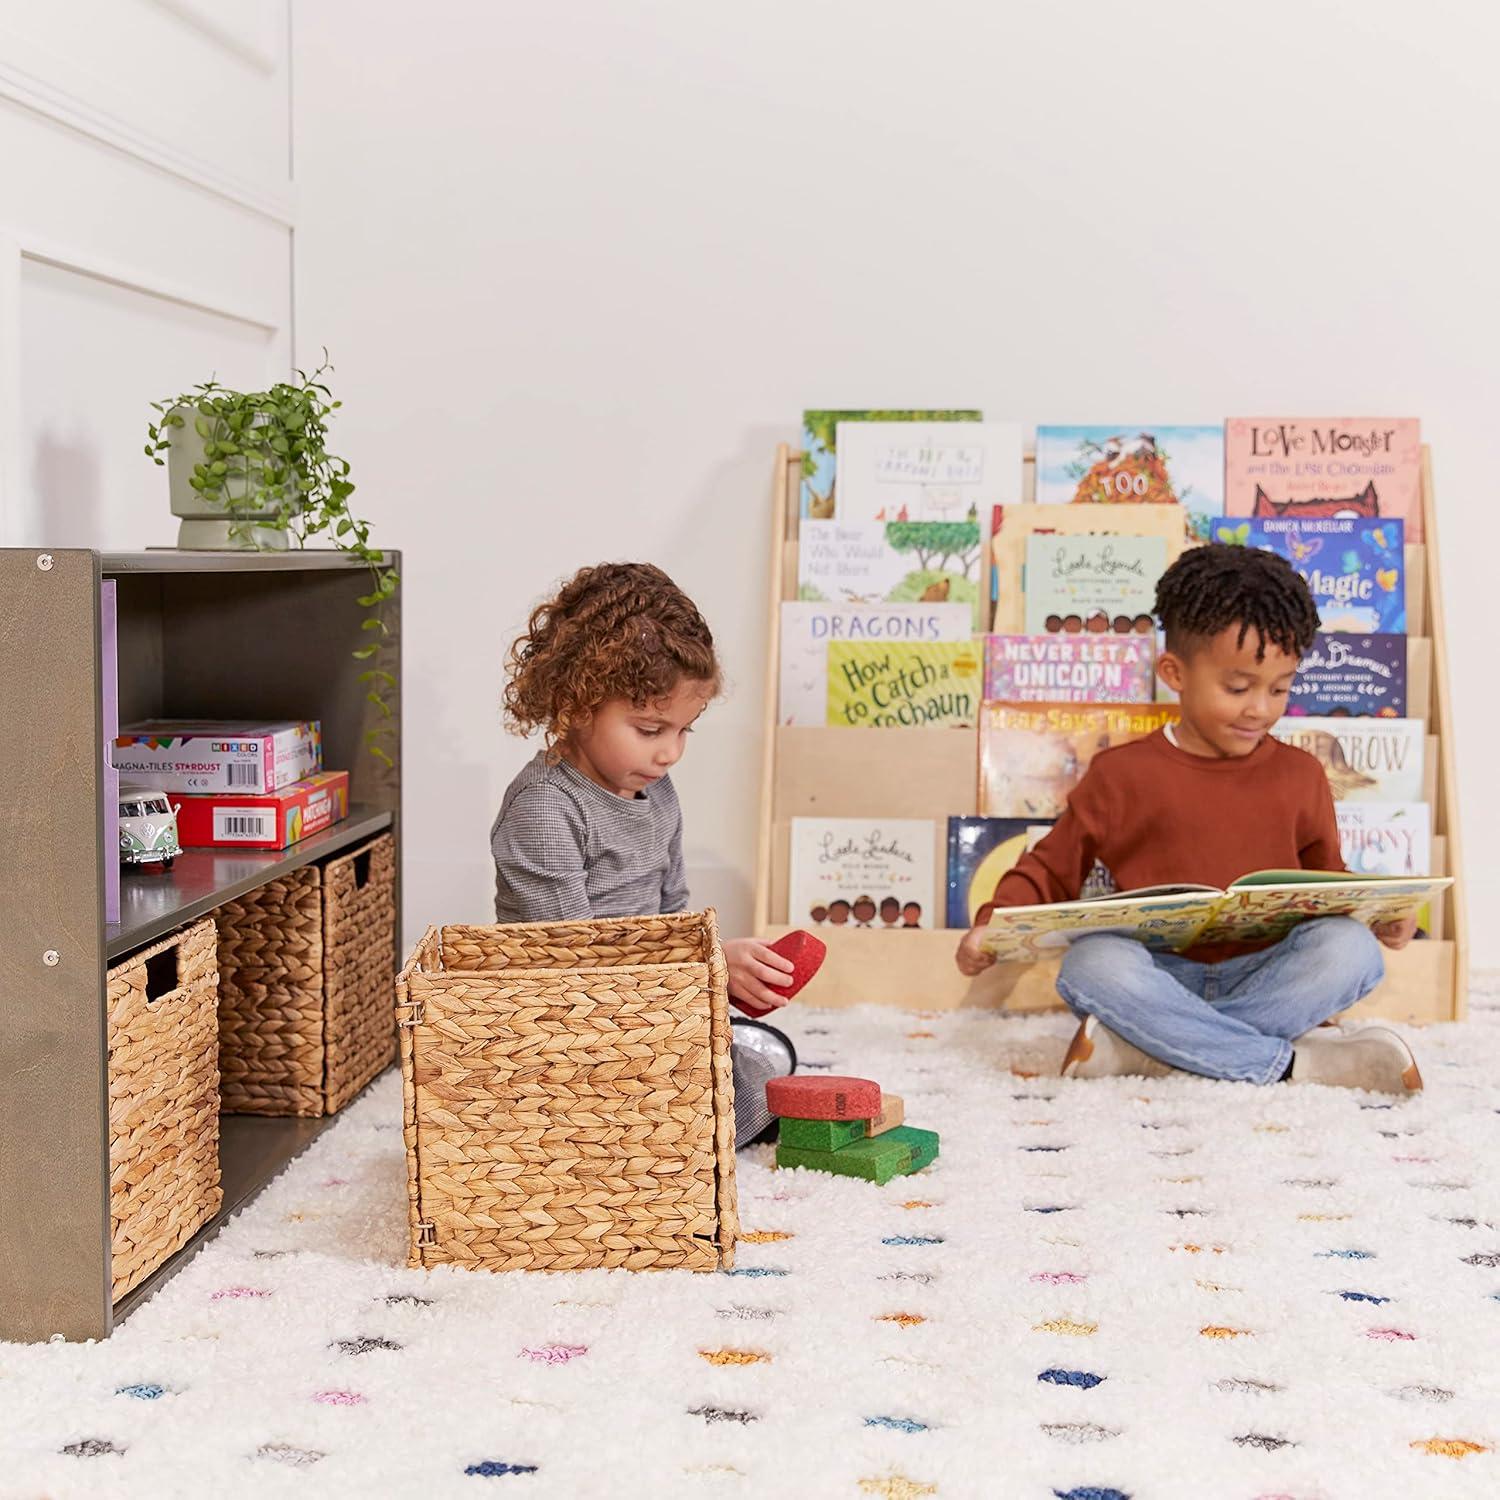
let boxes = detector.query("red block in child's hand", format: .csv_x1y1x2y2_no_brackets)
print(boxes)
766,1074,881,1122
732,930,827,1016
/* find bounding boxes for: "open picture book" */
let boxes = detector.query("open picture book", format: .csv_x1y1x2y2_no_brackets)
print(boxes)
978,868,1452,964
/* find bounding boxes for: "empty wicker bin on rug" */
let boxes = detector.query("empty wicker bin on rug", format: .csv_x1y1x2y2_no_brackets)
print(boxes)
398,909,739,1273
216,833,397,1116
108,918,222,1301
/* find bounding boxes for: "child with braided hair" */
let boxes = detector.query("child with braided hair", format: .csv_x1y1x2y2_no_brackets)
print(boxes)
956,543,1423,1095
492,561,796,1146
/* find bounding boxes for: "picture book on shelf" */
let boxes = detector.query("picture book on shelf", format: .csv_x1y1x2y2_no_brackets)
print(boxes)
834,420,1023,525
799,517,985,630
799,409,982,519
1209,515,1405,634
1336,802,1431,877
946,816,1054,928
1023,533,1167,636
778,601,971,726
1035,426,1224,540
979,868,1451,964
1224,418,1424,543
789,817,936,930
990,503,1188,634
984,634,1155,704
1287,633,1406,718
827,640,982,728
979,702,1177,818
1269,716,1424,802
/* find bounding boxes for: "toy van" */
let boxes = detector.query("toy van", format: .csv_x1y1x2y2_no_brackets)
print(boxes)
118,785,182,869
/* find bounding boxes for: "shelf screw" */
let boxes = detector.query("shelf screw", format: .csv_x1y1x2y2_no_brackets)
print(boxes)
36,553,54,571
42,950,60,967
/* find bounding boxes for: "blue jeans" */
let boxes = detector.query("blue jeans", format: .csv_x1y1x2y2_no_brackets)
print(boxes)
1055,918,1386,1085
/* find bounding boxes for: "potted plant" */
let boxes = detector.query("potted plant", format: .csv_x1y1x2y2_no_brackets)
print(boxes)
144,357,399,765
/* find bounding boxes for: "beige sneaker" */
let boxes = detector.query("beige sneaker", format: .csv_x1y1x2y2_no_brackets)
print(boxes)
1061,1015,1176,1080
1289,1026,1423,1095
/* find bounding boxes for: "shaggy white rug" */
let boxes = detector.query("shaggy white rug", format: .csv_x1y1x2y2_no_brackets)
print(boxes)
4,980,1500,1500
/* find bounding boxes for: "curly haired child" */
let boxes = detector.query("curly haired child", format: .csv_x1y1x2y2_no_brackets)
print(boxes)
492,561,797,1146
956,543,1422,1095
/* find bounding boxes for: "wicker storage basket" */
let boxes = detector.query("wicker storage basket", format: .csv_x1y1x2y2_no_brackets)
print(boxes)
398,909,738,1273
108,917,222,1301
217,834,397,1116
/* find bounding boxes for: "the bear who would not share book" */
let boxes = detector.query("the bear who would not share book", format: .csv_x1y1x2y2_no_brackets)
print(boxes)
979,869,1451,964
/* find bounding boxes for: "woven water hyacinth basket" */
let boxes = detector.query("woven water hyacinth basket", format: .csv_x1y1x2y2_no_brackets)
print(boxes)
398,909,738,1272
217,834,397,1116
107,918,222,1301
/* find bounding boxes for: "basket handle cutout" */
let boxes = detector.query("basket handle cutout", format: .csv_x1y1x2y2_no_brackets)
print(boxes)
353,848,372,890
144,946,179,1003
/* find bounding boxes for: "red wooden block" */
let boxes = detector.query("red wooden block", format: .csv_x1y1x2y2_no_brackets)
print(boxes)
733,930,827,1016
765,1074,882,1122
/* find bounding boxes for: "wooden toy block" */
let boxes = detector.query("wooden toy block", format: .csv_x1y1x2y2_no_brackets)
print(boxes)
766,1074,881,1121
882,1125,940,1174
776,1132,914,1185
777,1115,868,1152
867,1093,905,1137
733,929,828,1015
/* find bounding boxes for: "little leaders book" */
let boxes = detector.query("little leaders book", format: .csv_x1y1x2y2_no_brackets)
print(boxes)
790,817,937,930
979,868,1451,963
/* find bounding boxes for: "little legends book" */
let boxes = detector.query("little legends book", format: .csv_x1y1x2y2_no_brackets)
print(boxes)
1287,633,1406,718
1023,533,1167,636
1209,515,1405,635
827,640,982,728
789,817,937,930
984,633,1155,705
799,409,983,520
778,601,971,726
979,869,1451,964
1034,425,1225,541
1224,418,1424,543
979,702,1177,818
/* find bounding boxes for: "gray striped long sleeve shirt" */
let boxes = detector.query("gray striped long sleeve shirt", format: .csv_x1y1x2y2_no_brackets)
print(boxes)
490,750,688,923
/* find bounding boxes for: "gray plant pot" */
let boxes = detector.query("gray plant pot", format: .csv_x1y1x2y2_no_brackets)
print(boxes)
166,405,290,551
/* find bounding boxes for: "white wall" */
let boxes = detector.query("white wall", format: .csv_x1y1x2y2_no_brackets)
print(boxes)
0,1,292,552
291,0,1500,959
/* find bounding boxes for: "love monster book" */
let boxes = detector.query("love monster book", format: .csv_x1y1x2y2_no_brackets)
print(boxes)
1022,533,1168,636
834,420,1023,525
1035,425,1224,541
779,601,972,725
1224,418,1423,543
1269,716,1424,802
984,633,1155,704
827,640,983,728
979,869,1451,963
799,409,982,519
1210,515,1405,635
790,817,937,931
1286,633,1406,718
979,703,1177,818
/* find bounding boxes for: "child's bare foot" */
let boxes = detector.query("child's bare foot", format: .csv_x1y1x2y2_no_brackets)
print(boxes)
1289,1027,1423,1095
1060,1016,1177,1080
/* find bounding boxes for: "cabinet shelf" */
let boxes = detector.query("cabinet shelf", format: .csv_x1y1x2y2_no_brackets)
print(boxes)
108,806,393,958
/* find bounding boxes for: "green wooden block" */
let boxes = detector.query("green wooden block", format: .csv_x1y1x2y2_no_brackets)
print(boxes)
778,1115,868,1152
776,1132,913,1185
882,1125,940,1175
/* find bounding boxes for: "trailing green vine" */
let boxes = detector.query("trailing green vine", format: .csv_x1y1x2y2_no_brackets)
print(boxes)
145,356,398,767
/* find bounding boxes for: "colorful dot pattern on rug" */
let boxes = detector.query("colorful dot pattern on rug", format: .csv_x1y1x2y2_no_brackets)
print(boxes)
5,983,1500,1495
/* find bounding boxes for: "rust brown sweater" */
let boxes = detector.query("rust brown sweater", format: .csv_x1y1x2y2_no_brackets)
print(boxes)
976,729,1344,962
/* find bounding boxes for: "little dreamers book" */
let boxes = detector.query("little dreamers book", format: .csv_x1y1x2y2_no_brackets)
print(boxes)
979,869,1452,964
